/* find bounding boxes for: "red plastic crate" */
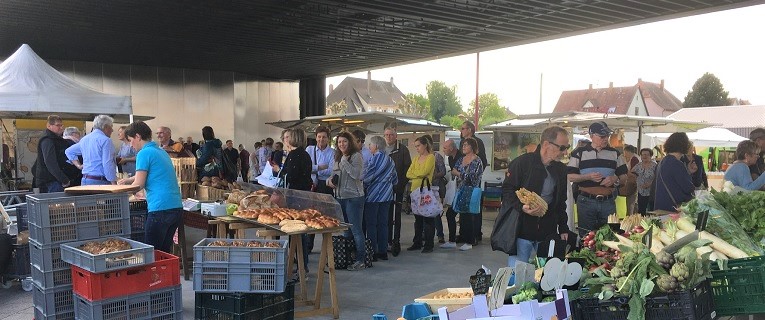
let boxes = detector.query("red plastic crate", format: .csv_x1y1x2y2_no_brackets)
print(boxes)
71,250,180,302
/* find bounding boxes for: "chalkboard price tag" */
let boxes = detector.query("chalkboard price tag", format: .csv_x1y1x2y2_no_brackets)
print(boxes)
470,268,492,295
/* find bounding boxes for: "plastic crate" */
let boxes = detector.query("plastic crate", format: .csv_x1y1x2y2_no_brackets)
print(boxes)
60,236,155,273
74,285,183,320
72,250,180,302
130,232,146,242
28,215,131,246
32,283,74,316
711,255,765,315
194,238,288,265
574,280,714,320
129,200,148,212
15,204,28,232
4,242,30,278
31,264,71,288
195,281,295,320
34,306,75,320
193,264,287,294
26,192,129,228
29,239,68,271
130,210,147,233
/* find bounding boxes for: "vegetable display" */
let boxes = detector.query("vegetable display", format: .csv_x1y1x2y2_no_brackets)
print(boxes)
710,189,765,250
511,281,540,304
680,191,763,257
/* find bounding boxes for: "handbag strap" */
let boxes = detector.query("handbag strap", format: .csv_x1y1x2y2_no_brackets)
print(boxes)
419,177,431,191
658,159,679,208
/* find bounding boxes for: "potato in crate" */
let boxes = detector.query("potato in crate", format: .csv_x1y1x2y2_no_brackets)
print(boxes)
60,237,154,273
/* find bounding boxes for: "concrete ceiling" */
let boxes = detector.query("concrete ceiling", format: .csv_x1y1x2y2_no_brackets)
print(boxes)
0,0,760,80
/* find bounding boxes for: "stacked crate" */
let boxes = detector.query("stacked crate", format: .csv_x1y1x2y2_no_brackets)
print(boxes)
26,192,132,320
173,157,197,199
129,200,148,242
193,238,293,320
60,237,183,319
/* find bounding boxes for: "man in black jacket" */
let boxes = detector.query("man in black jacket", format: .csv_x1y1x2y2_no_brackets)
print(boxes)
33,115,72,192
384,126,411,256
496,126,571,268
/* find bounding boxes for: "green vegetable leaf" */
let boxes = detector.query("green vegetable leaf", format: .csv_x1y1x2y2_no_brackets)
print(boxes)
639,279,654,298
628,295,646,320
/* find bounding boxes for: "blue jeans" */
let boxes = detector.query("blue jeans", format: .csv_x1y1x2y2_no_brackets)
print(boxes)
339,196,366,263
507,238,540,285
364,201,391,255
81,178,111,186
576,194,617,237
145,208,182,253
45,181,64,193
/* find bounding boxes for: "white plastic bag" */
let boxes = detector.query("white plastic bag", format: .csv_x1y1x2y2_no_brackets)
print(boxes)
444,176,457,204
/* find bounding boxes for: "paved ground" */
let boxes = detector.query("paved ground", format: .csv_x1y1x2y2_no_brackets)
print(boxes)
0,211,510,320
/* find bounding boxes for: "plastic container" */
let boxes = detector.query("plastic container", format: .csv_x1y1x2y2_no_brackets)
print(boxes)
60,236,155,273
15,204,28,232
72,250,180,302
574,280,715,320
32,283,73,316
129,200,147,212
5,242,31,278
74,285,183,320
26,192,129,228
34,306,75,320
192,238,288,293
31,264,71,289
28,214,131,246
401,303,433,320
130,210,147,233
194,281,295,320
29,239,68,271
711,255,765,315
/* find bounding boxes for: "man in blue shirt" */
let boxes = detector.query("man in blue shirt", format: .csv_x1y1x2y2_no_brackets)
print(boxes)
353,130,372,179
258,138,274,175
307,126,335,195
65,115,118,185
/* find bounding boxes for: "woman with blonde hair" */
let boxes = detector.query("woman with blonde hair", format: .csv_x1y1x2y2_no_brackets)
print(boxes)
406,135,436,253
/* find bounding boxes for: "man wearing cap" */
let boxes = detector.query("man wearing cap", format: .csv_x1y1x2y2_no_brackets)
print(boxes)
567,121,628,236
749,128,765,188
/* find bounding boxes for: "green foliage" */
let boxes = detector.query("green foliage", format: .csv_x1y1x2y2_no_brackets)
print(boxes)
683,72,730,108
426,80,462,122
398,93,431,119
711,190,765,248
439,115,464,130
511,282,540,304
681,193,765,256
466,93,516,130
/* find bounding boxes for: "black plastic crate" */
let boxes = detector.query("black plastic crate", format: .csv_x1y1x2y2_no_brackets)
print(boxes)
16,205,28,232
574,280,714,320
130,210,147,234
195,281,295,320
5,242,30,278
129,200,147,212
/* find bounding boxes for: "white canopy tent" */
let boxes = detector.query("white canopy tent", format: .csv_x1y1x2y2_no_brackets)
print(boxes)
0,44,136,122
645,127,747,148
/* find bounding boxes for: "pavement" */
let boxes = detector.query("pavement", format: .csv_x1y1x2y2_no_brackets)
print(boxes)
0,210,510,320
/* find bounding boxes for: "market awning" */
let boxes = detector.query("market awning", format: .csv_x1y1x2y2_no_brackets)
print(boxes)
646,127,747,148
486,112,716,134
266,111,450,134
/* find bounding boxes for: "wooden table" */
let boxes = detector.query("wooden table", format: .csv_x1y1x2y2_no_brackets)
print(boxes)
214,216,346,319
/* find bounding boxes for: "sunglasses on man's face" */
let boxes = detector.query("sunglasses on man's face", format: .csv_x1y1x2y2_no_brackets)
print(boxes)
549,141,570,151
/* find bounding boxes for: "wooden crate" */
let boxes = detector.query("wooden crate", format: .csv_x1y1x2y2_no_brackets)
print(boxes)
172,158,197,182
197,185,226,201
179,183,196,199
414,288,474,312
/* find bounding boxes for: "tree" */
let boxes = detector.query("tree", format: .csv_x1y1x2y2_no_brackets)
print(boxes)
466,93,516,130
426,80,462,122
397,93,430,118
326,100,347,115
683,72,730,108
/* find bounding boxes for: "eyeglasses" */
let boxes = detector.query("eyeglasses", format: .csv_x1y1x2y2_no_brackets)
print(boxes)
549,141,571,151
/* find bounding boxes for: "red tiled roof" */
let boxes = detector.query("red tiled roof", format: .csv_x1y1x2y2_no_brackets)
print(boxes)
553,81,682,116
553,86,638,114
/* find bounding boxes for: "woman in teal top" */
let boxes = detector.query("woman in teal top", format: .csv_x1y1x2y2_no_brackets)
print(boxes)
118,121,182,252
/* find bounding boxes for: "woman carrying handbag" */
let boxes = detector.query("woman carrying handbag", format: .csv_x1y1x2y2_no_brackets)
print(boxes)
450,137,484,251
406,136,437,253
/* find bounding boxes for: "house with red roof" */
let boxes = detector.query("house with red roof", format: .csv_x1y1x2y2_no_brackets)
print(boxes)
553,79,683,117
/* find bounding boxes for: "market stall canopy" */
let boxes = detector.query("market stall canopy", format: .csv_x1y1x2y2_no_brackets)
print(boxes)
646,127,747,148
0,44,149,122
485,112,715,134
266,111,450,134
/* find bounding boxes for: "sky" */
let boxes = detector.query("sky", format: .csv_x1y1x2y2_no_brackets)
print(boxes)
327,4,765,117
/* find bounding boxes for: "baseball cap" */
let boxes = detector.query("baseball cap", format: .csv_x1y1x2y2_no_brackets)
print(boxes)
750,128,765,141
588,121,613,136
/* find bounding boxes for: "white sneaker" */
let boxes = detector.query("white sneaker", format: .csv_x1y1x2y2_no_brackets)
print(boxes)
459,244,473,251
440,242,457,249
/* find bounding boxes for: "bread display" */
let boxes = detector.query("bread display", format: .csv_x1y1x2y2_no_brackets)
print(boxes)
234,205,343,232
79,238,132,255
515,187,548,216
206,240,282,247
